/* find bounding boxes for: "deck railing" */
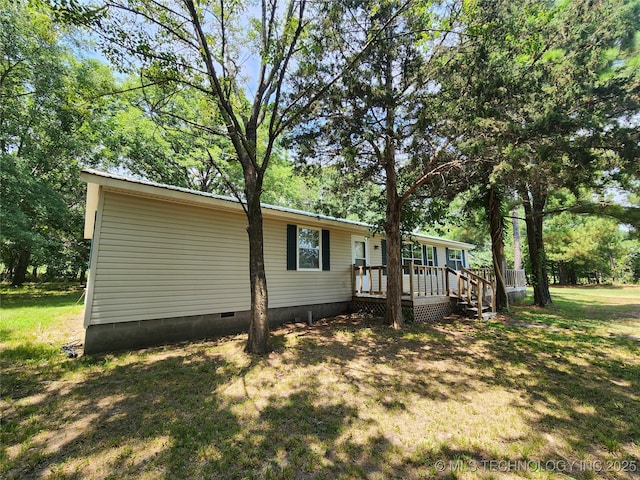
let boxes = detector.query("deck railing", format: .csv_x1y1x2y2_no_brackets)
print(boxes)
352,264,451,298
505,269,526,287
406,265,449,297
352,263,500,319
467,268,494,283
468,268,526,288
351,265,387,296
460,267,496,314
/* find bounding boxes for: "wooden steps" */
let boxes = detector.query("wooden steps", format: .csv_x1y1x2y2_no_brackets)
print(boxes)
452,270,497,320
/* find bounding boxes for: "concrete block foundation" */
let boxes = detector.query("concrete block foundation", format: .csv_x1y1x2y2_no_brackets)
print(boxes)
84,301,350,354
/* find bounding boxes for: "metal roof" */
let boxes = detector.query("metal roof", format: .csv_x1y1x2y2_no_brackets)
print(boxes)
81,168,475,249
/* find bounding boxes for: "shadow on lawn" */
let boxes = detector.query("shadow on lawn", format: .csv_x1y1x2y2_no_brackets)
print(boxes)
2,344,436,479
283,315,640,474
476,324,640,454
2,312,639,479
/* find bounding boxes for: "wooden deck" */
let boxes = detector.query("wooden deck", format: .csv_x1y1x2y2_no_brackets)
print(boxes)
352,264,527,321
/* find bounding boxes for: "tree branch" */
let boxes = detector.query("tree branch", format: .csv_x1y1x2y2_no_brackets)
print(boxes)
205,149,248,216
275,0,415,137
399,137,458,205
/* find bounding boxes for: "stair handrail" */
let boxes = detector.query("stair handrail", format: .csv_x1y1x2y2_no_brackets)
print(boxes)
461,266,497,317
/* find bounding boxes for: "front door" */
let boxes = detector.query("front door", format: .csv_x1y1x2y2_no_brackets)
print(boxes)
352,236,369,291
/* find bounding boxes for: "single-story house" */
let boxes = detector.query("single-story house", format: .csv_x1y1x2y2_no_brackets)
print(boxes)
80,170,524,354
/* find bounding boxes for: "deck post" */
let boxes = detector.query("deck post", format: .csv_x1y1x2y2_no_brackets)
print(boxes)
378,266,382,294
478,282,483,320
409,264,414,299
368,266,373,294
490,280,496,312
445,269,450,296
352,265,356,296
430,268,434,295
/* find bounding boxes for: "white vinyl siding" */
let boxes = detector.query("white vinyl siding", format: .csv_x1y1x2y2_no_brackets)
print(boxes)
264,219,352,308
367,237,387,292
86,190,354,326
87,192,250,325
368,239,383,265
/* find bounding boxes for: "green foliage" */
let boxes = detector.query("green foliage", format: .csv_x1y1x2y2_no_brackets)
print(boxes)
0,0,115,283
0,156,67,272
545,211,638,283
288,0,466,228
439,0,640,302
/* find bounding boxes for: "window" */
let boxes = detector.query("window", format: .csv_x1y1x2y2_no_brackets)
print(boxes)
298,227,320,270
424,245,435,266
448,248,464,270
287,224,330,271
402,243,423,266
353,239,366,267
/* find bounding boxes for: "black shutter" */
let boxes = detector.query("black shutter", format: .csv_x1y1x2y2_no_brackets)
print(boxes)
461,250,466,268
433,246,438,266
445,247,450,268
322,229,330,271
287,224,297,270
381,239,387,265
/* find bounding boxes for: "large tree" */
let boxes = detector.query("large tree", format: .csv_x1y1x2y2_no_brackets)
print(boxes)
443,0,640,306
99,80,316,208
0,1,113,284
77,0,395,352
289,0,466,328
81,0,308,353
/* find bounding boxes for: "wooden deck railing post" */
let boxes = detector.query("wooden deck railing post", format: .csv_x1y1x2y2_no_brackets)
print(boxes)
445,268,450,295
352,265,356,296
409,264,415,299
490,280,496,312
478,282,483,320
358,266,363,294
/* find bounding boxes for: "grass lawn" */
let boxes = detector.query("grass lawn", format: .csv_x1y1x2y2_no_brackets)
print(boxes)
1,285,639,479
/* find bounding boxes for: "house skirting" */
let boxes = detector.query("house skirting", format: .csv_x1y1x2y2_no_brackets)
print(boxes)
84,301,350,354
352,295,454,323
506,286,527,302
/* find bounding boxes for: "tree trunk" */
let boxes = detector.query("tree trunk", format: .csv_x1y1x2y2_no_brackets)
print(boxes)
243,162,271,354
488,186,509,311
384,186,403,329
11,249,30,286
609,252,616,283
519,185,552,306
383,34,403,330
511,208,522,271
558,261,568,284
